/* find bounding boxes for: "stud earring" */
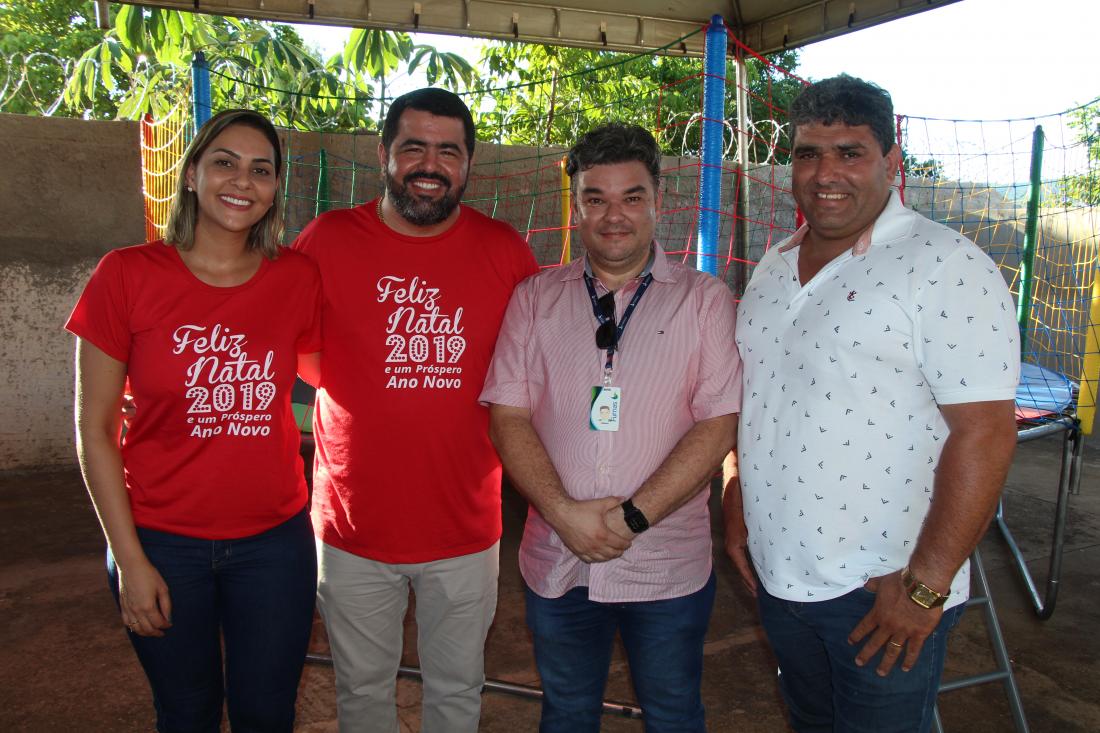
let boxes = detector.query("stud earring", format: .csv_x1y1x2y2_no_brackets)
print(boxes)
186,186,194,192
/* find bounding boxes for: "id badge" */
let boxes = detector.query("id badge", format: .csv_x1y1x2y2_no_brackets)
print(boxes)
589,386,622,431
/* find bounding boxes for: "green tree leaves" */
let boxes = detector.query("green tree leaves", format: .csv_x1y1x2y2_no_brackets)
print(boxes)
408,47,475,89
0,0,106,115
467,40,802,158
2,1,475,132
3,0,803,158
1059,102,1099,206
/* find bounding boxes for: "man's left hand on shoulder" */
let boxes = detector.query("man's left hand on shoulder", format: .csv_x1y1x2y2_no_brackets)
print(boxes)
848,569,944,677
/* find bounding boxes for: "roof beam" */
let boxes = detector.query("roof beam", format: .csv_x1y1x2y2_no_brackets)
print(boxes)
739,0,961,55
114,0,959,57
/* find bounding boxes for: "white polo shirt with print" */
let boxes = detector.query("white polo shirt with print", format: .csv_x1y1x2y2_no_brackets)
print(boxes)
736,190,1020,609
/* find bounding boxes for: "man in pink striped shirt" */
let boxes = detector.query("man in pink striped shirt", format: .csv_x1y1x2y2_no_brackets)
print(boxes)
480,123,741,732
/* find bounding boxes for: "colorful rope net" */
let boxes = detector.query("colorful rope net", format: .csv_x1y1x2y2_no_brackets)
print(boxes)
139,100,190,241
278,30,805,295
899,104,1100,430
145,30,1100,431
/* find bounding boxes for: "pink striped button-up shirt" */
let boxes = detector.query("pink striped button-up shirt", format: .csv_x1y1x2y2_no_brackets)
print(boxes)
480,243,742,602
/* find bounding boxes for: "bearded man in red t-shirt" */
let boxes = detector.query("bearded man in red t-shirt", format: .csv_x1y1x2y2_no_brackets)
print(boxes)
293,88,538,732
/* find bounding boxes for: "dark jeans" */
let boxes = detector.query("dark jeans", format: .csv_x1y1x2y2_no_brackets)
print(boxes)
107,508,317,733
757,583,965,733
525,571,716,733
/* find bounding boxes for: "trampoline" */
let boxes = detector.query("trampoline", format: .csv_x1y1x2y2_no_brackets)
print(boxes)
1000,362,1085,621
934,363,1085,733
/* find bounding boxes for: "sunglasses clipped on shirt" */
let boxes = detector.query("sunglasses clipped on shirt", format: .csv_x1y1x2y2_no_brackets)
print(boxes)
595,291,617,351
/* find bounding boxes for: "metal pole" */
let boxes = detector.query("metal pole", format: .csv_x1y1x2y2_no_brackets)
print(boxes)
281,135,293,241
997,418,1083,619
94,0,110,30
895,115,907,205
348,140,358,208
696,14,727,276
316,148,330,217
733,51,750,295
1017,124,1044,355
561,155,572,263
191,51,212,134
305,653,643,719
933,548,1030,732
970,547,1030,732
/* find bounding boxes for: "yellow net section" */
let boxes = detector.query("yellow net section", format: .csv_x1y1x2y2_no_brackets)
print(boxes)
900,113,1100,432
140,103,190,241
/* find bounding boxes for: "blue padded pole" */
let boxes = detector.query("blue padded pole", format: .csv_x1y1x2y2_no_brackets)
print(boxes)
696,14,727,275
191,51,212,134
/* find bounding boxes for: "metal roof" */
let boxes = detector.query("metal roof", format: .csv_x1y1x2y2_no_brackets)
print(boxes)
118,0,961,56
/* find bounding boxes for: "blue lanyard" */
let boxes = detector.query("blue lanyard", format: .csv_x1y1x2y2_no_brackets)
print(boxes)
583,271,653,377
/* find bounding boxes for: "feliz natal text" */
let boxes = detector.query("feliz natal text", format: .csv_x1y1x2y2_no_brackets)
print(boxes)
173,324,275,387
376,275,465,335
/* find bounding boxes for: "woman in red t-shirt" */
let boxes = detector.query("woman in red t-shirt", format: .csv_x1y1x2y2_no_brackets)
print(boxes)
67,109,321,732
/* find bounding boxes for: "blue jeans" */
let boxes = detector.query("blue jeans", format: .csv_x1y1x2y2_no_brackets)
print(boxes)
757,583,965,733
525,571,716,733
107,508,317,733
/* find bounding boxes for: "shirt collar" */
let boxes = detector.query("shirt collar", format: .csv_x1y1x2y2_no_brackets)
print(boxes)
560,241,675,285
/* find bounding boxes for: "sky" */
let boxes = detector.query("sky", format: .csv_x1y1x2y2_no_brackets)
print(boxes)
796,0,1098,121
294,0,1099,122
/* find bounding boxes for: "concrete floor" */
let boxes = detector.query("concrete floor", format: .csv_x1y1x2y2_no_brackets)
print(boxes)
2,432,1098,732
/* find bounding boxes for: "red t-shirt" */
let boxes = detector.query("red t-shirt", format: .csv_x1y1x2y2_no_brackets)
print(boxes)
65,242,322,539
294,201,538,563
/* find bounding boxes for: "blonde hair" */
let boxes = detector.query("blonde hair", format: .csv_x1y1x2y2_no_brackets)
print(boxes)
164,109,285,258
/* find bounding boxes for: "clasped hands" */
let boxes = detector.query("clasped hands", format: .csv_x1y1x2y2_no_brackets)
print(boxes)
548,496,635,564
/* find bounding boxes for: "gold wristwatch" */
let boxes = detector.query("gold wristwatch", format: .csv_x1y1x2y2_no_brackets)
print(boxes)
901,566,949,609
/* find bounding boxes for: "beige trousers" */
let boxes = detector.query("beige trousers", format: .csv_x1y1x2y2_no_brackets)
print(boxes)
316,540,500,733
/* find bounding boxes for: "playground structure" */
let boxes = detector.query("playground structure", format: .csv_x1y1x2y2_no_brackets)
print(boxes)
0,4,1094,728
125,17,1100,731
140,18,1100,432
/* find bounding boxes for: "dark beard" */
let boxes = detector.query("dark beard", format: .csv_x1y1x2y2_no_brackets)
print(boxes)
383,169,465,226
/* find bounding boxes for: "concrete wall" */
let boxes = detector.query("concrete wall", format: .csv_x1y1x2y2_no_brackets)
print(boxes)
3,113,1092,470
0,114,714,470
0,114,145,470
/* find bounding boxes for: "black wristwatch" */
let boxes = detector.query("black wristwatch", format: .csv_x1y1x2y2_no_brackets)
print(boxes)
621,499,650,534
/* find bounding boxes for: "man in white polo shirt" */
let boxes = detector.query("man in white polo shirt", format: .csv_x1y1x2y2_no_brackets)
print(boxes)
724,75,1020,732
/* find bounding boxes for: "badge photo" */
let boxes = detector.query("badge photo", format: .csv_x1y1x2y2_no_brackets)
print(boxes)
589,386,621,431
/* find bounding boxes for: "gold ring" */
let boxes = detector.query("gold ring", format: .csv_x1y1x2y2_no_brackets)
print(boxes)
887,640,904,648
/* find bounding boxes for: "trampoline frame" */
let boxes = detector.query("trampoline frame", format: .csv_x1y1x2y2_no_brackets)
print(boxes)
932,547,1029,733
303,653,645,719
997,416,1084,620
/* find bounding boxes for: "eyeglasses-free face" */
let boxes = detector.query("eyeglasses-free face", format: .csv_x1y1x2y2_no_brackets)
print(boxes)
572,160,658,282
